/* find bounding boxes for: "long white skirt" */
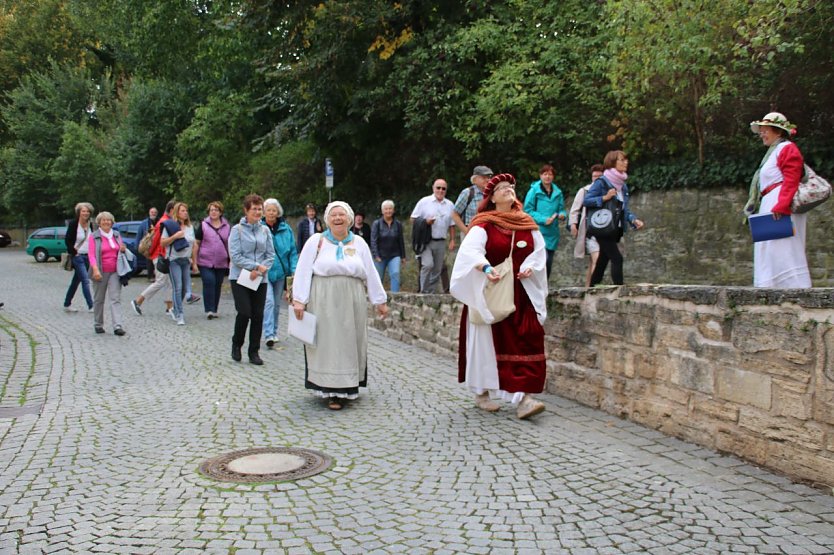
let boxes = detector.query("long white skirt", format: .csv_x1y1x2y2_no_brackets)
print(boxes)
753,185,811,288
305,275,368,399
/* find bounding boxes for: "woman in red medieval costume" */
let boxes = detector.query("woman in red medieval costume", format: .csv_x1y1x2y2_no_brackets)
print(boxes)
450,173,549,419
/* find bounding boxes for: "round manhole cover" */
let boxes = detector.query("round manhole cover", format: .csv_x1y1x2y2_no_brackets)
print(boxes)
199,447,332,483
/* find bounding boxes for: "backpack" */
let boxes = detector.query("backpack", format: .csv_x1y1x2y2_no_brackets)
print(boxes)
138,226,154,257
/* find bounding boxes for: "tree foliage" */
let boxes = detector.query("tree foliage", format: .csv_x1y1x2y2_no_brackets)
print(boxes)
1,0,833,225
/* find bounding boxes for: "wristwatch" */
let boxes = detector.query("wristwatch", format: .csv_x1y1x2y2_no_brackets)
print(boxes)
483,264,494,274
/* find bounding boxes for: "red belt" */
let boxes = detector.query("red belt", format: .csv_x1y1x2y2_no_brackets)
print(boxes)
761,182,781,196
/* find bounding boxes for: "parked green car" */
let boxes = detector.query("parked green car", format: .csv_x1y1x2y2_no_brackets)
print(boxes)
26,226,67,263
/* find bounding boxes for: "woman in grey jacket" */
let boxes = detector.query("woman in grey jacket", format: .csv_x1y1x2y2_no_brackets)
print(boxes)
228,194,275,365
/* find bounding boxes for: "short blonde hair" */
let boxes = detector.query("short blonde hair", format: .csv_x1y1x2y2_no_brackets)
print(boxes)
264,198,284,218
95,211,114,225
75,202,94,217
381,199,395,211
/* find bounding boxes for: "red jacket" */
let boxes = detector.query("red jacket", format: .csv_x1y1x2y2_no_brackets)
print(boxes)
772,142,804,215
149,213,171,259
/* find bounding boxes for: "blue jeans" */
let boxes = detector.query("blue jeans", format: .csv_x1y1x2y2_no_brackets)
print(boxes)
374,257,401,293
168,258,190,318
199,266,225,313
263,278,285,339
64,255,93,309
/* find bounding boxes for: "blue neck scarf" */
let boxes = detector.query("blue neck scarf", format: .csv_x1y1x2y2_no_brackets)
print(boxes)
323,229,354,261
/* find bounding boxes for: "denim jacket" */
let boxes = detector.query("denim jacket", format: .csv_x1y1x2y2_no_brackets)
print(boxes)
582,177,639,231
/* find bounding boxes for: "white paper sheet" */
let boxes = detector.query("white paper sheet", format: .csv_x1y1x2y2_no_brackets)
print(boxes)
235,269,263,291
288,311,317,346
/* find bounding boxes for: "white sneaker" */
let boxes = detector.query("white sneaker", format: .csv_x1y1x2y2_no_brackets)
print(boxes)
176,316,185,326
266,336,276,348
168,309,177,321
63,306,78,313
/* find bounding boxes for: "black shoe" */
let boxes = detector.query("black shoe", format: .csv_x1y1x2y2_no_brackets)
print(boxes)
94,327,105,334
249,353,263,365
114,328,126,336
231,344,242,362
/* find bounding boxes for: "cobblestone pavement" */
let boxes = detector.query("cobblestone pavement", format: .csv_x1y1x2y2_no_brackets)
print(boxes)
1,249,833,554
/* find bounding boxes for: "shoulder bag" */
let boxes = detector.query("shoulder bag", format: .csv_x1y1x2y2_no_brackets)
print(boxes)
156,244,172,274
469,230,516,326
586,179,623,239
792,164,832,213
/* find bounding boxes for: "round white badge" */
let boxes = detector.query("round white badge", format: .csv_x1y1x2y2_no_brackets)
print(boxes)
516,240,528,248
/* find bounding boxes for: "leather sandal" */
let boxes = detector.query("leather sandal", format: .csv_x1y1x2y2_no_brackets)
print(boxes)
328,398,343,411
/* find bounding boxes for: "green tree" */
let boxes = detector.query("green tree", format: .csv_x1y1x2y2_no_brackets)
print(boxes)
0,63,103,223
175,93,261,208
0,0,93,99
49,122,119,213
603,0,815,165
109,78,193,215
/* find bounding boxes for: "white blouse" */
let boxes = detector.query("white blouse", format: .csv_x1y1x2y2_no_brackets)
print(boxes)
293,233,387,305
759,141,790,190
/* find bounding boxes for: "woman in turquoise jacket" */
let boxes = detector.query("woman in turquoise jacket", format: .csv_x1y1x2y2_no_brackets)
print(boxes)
523,164,567,278
263,198,298,347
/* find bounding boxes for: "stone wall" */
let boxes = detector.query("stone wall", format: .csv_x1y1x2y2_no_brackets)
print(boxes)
371,287,834,487
549,186,834,287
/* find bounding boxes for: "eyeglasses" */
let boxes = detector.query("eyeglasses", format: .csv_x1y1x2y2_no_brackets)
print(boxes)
435,187,446,191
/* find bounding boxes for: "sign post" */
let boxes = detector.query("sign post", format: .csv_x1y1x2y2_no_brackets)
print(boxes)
325,158,334,203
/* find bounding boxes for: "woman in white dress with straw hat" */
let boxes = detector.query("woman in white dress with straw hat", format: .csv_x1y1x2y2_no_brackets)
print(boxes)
745,112,811,288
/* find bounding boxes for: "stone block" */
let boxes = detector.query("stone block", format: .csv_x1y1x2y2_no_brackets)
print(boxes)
654,325,695,351
657,416,717,448
736,353,812,383
738,408,825,451
765,443,834,488
650,383,690,406
692,341,738,365
654,305,699,326
624,317,655,347
654,286,722,306
696,317,729,342
598,391,630,418
669,354,714,394
731,312,814,356
716,367,772,410
771,379,812,420
813,387,834,426
631,399,684,430
714,426,769,465
692,397,739,423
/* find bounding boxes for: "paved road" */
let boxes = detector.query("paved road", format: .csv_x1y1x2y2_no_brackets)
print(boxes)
0,249,833,554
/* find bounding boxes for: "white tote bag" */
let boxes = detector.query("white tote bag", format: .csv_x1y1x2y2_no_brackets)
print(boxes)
469,231,516,325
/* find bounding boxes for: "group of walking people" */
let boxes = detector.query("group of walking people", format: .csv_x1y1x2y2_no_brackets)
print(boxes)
59,110,813,418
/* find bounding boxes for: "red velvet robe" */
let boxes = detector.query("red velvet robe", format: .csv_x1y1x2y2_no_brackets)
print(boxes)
458,222,546,393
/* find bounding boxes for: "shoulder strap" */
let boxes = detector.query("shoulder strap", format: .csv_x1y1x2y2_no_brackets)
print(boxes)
456,185,476,216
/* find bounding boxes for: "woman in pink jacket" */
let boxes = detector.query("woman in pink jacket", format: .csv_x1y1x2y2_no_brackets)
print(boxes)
88,211,128,335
